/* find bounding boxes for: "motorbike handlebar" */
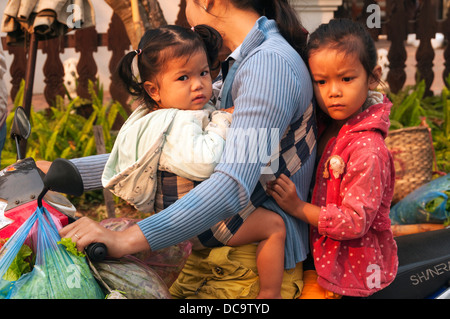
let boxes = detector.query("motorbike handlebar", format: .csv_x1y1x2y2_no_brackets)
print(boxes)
85,242,107,262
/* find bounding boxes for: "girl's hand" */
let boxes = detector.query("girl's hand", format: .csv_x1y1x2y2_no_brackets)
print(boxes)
267,174,321,226
266,174,302,216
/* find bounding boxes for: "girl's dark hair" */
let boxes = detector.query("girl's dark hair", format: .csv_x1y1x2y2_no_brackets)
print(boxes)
307,18,379,81
229,0,308,60
116,24,222,110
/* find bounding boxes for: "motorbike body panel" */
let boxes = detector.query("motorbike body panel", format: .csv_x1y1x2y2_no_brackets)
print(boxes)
0,200,69,239
0,158,45,211
0,158,70,239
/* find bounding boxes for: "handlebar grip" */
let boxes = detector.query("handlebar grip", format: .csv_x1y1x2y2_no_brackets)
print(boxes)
85,243,107,262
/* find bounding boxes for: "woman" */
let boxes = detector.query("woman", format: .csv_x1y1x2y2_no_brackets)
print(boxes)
60,0,316,298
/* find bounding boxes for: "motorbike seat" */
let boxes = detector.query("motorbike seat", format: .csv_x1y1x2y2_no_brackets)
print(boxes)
369,228,450,299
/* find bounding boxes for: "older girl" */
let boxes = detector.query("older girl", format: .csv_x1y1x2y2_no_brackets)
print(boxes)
267,19,398,297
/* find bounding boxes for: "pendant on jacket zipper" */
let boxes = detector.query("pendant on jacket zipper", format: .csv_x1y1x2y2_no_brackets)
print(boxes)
323,155,345,179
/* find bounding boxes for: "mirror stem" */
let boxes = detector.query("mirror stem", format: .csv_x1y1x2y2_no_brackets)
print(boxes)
14,137,22,160
37,187,48,208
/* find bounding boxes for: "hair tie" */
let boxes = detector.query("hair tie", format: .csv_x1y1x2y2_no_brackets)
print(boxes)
301,27,309,36
135,49,142,56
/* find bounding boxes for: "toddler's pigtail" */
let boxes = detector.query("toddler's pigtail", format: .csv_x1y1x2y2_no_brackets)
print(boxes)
192,25,223,71
116,49,144,97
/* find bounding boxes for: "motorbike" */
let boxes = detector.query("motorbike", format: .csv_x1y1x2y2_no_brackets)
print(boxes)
0,106,106,261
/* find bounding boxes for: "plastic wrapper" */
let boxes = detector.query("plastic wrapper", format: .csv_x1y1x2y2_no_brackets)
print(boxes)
0,206,105,299
390,174,450,225
99,217,139,231
100,217,192,287
91,255,171,299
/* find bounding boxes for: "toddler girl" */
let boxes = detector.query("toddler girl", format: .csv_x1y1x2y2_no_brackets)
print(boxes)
103,24,286,299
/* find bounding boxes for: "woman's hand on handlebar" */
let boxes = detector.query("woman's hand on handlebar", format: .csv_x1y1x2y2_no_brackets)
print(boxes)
59,217,151,258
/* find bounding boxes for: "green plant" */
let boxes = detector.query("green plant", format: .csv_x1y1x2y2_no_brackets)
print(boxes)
1,80,129,209
431,77,450,173
388,80,427,130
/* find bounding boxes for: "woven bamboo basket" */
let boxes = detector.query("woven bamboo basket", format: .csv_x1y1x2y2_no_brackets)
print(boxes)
385,126,433,204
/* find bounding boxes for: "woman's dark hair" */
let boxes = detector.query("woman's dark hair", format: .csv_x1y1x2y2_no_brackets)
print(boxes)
307,18,379,81
116,24,222,110
230,0,308,60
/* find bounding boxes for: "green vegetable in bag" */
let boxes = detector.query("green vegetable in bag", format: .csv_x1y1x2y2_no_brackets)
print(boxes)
1,207,104,299
3,244,33,281
9,242,103,299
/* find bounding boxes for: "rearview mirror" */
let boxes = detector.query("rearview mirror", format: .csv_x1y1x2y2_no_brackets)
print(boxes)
44,158,84,196
37,158,84,207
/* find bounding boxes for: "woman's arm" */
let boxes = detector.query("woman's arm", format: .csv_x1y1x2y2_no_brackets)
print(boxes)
70,154,110,191
38,154,109,191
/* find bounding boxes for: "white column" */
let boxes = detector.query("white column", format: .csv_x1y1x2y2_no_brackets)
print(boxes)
289,0,343,33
